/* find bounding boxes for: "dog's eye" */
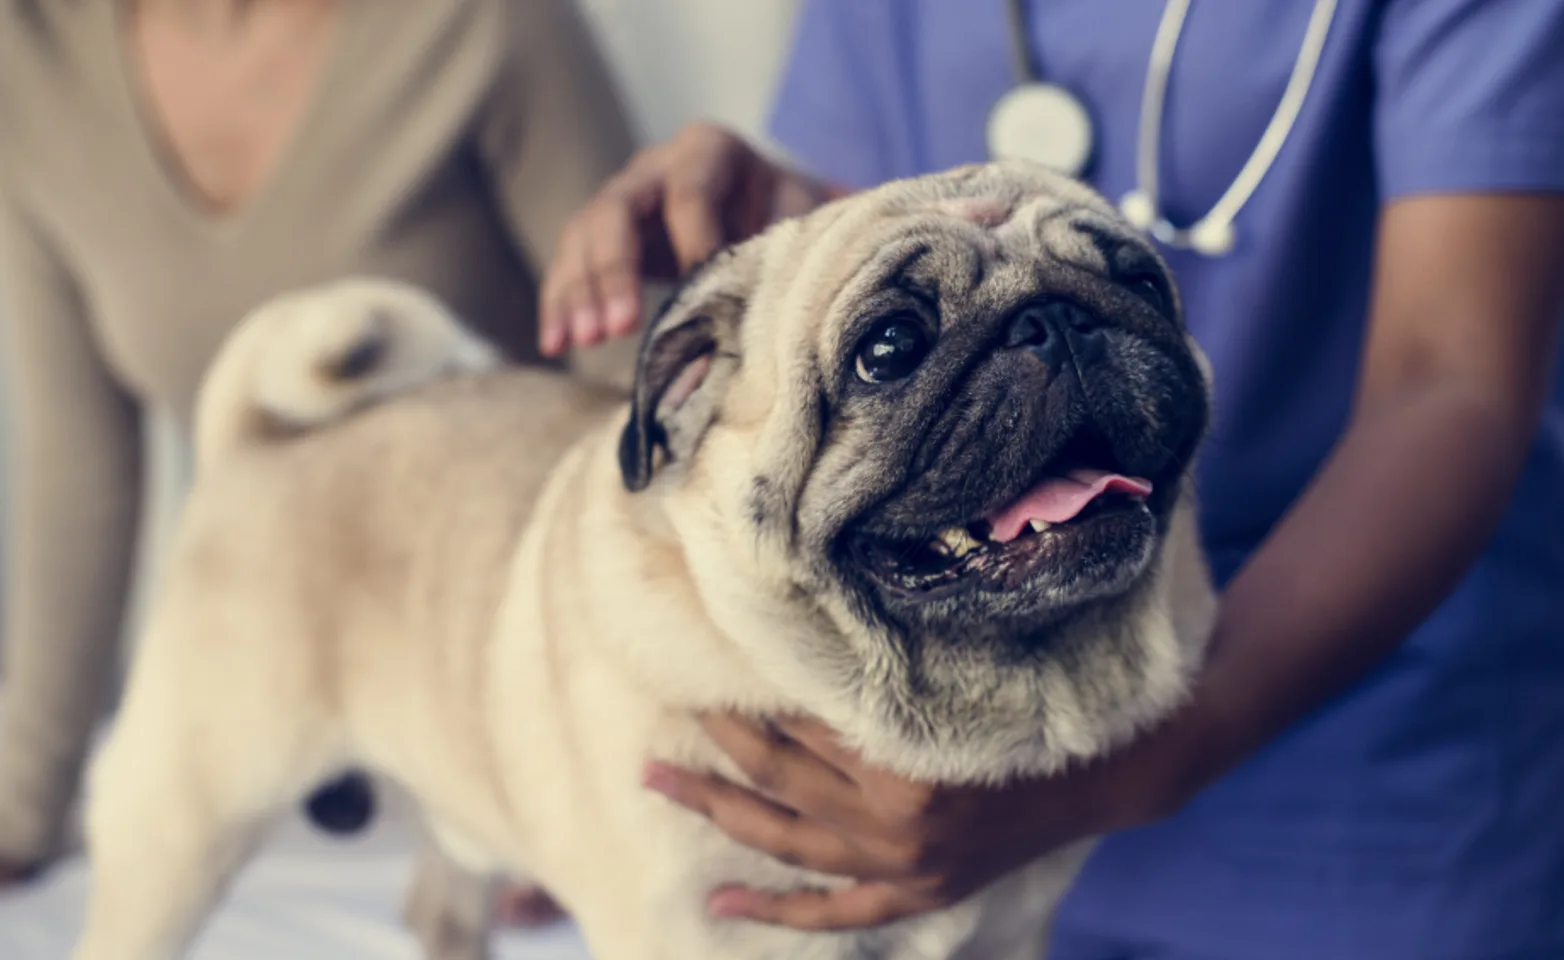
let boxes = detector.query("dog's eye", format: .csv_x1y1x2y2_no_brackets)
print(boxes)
855,315,932,383
1126,272,1171,315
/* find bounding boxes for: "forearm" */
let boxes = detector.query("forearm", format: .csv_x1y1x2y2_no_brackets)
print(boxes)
0,415,143,860
0,194,144,862
1137,194,1564,808
1166,377,1546,798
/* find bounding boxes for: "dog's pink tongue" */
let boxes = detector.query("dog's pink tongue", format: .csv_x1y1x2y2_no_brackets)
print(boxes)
985,469,1153,543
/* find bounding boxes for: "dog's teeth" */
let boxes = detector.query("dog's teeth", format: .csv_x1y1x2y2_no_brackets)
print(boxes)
936,527,982,558
1027,518,1051,534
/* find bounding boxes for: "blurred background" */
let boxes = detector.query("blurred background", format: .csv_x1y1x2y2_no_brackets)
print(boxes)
0,2,797,956
0,0,802,640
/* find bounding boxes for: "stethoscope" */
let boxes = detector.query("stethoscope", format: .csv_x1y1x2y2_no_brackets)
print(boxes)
987,0,1339,256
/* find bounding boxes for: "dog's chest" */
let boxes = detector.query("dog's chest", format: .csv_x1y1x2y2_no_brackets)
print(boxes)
480,485,1067,958
520,703,1040,960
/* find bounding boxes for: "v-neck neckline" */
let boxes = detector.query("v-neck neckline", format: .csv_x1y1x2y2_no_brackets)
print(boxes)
101,0,360,244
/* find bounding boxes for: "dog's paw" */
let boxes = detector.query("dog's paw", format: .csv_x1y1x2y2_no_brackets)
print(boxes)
403,849,494,960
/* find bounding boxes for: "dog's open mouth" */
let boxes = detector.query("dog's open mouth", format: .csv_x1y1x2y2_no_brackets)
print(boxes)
851,435,1158,600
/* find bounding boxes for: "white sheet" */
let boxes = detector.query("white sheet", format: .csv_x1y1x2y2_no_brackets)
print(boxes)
0,804,594,960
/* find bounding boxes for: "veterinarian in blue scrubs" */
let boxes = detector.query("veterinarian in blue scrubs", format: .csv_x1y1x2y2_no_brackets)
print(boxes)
541,1,1564,956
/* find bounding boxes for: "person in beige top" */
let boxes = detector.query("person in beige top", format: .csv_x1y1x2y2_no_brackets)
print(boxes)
0,0,635,893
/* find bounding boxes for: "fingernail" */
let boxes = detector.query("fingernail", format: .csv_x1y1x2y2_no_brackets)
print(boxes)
708,888,756,918
641,762,679,797
604,296,637,334
570,308,600,341
539,319,564,354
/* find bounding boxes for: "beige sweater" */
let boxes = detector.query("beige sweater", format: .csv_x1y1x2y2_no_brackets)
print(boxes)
0,0,635,862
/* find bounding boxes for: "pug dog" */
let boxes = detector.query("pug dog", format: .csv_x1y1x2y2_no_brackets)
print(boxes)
72,160,1216,960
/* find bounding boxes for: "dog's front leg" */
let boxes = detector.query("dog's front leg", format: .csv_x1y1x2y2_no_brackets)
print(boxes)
403,842,497,960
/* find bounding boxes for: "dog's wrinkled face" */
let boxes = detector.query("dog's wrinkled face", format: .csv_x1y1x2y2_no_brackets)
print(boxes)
816,209,1203,640
621,162,1214,781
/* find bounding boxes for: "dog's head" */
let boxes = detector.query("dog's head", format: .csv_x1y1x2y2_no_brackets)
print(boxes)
620,162,1216,783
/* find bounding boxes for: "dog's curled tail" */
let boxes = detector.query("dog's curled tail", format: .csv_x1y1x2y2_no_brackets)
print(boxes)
193,277,500,473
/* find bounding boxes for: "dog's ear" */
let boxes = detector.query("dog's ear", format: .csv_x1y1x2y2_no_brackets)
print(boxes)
618,245,759,492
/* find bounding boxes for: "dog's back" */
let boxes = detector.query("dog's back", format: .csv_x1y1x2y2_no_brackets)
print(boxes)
171,275,621,765
73,280,622,960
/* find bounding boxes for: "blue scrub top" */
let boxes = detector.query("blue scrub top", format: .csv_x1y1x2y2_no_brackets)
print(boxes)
769,2,1564,958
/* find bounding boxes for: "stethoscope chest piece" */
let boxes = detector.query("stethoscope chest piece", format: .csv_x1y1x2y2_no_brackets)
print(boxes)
986,82,1094,178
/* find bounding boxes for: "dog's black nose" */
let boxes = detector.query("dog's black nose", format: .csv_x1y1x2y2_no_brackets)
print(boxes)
1003,300,1105,367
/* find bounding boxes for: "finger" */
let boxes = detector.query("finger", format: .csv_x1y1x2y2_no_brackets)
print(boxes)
540,150,671,354
538,309,568,358
539,223,593,356
655,126,737,272
663,170,727,273
556,257,603,354
561,215,610,350
607,152,683,280
697,714,860,819
771,717,872,784
642,765,879,877
707,882,935,931
568,292,606,351
537,216,579,355
774,717,940,816
582,200,645,339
